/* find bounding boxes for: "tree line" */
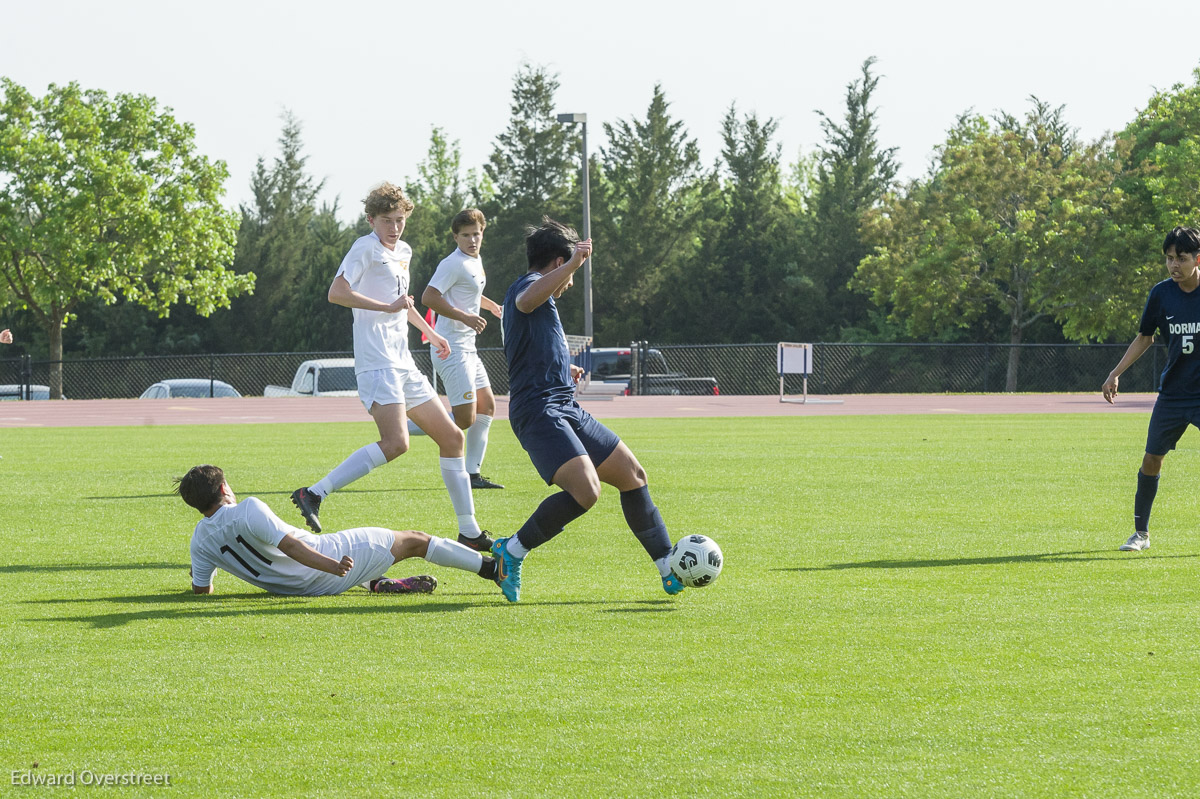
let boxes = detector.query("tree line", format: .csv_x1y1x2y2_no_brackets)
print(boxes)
3,61,1200,393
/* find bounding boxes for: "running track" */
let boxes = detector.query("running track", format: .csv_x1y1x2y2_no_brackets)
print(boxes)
0,393,1158,428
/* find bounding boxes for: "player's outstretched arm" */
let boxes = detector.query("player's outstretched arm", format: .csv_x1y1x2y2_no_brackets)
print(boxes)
515,240,592,313
328,275,412,314
422,286,486,333
1103,333,1155,403
277,534,354,576
482,296,503,319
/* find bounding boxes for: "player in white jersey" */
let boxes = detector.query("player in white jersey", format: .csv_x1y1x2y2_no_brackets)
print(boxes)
290,183,494,554
179,465,500,596
422,209,504,490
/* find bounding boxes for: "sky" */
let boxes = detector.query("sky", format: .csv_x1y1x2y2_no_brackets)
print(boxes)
3,0,1198,223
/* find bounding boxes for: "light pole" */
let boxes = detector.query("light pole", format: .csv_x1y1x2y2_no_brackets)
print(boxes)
557,112,592,341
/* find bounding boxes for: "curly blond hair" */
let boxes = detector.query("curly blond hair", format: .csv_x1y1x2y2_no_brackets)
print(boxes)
364,182,415,218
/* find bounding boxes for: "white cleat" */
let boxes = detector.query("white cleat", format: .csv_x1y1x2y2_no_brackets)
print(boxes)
1119,532,1150,552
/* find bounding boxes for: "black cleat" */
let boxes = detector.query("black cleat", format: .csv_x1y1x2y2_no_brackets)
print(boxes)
458,530,495,552
290,487,323,533
469,473,505,490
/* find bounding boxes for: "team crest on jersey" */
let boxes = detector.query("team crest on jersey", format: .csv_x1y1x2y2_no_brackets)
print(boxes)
463,391,475,401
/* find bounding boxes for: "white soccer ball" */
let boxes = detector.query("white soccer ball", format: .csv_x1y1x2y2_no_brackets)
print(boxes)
669,535,723,588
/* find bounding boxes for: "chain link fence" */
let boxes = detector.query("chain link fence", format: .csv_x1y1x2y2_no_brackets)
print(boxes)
0,342,1167,400
653,342,1163,396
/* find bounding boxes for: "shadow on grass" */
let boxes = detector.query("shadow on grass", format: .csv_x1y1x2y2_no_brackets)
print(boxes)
601,600,677,613
0,562,188,574
25,591,481,629
25,592,647,628
782,550,1200,572
86,487,444,501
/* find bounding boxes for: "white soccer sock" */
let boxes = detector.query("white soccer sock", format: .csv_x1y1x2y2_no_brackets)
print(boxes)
439,456,481,536
654,556,672,578
312,443,387,498
464,414,493,475
424,535,484,574
506,535,530,559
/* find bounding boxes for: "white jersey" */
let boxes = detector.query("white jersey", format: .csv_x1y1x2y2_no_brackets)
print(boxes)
189,498,399,596
336,231,415,373
428,248,486,353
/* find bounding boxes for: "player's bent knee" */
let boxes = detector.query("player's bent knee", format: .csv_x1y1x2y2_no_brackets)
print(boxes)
570,481,602,509
390,530,430,562
380,438,410,461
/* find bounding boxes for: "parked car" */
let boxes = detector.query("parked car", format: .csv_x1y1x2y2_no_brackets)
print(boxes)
0,384,55,400
139,379,241,399
588,347,720,396
264,359,358,397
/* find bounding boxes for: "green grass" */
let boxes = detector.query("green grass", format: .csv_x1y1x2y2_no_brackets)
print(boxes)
4,413,1200,797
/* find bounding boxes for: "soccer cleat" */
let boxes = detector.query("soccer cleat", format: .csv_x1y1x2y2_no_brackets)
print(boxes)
492,537,523,603
458,530,496,552
290,487,323,533
662,572,686,595
1119,532,1150,552
470,473,505,490
372,575,438,594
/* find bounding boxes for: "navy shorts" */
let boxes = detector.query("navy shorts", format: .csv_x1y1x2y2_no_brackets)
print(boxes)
1145,398,1200,455
511,401,622,484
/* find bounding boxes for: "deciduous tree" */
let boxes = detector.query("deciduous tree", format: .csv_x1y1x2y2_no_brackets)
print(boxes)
0,79,248,397
857,100,1131,389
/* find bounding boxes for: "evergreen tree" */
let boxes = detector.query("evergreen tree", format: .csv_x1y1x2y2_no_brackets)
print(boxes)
806,57,899,339
482,64,578,329
593,85,711,344
220,112,323,351
661,106,802,343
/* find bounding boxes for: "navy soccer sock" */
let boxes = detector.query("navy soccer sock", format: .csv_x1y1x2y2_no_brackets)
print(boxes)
515,491,588,552
1134,469,1160,533
620,485,672,561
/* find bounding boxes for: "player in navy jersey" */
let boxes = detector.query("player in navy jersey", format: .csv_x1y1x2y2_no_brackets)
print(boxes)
491,217,685,602
1103,226,1200,551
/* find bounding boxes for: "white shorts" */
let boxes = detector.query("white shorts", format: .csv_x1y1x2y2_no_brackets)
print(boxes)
357,365,437,412
303,527,397,596
433,349,491,407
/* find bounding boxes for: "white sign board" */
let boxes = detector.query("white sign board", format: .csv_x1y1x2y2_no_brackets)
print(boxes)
778,342,812,375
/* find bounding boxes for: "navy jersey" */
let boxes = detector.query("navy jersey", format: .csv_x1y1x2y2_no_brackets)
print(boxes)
1139,278,1200,399
503,272,575,422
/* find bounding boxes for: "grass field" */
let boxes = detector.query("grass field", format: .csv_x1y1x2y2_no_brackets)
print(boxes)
4,413,1200,797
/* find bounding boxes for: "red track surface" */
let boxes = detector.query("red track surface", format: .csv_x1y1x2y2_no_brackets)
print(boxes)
0,393,1158,428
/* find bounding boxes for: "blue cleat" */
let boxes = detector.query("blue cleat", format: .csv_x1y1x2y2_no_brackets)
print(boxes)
492,537,523,603
662,572,686,596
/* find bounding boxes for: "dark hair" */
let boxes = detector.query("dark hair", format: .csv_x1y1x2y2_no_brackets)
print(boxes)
525,216,579,271
1163,226,1200,256
451,208,487,234
175,465,225,513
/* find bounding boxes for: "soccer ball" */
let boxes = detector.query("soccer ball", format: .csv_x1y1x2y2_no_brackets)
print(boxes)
669,535,723,588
